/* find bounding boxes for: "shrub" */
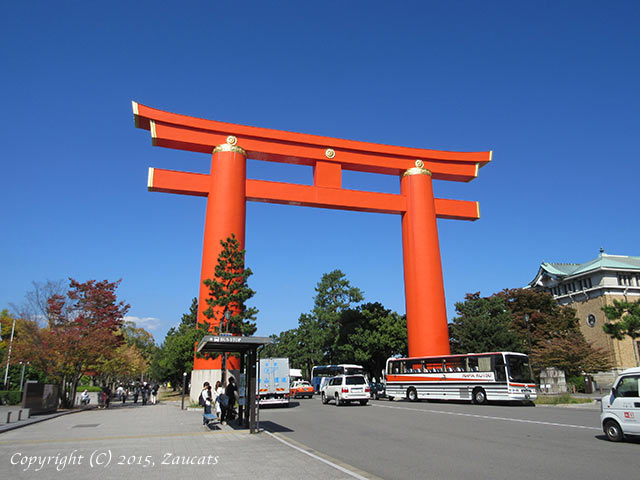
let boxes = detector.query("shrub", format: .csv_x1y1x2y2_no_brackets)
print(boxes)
566,375,586,393
78,385,103,392
0,390,22,405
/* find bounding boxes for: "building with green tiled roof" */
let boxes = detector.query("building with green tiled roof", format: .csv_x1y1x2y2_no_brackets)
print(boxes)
528,249,640,378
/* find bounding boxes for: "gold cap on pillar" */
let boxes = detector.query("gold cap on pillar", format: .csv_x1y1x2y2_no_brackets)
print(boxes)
213,135,247,156
403,160,432,177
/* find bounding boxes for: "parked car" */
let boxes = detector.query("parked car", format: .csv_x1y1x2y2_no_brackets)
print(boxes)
290,380,314,399
600,366,640,442
369,382,386,400
321,375,369,406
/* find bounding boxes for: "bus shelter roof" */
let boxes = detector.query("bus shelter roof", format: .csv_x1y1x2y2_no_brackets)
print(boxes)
196,335,272,354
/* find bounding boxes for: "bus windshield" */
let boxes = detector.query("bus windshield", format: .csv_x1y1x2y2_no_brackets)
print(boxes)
506,355,534,383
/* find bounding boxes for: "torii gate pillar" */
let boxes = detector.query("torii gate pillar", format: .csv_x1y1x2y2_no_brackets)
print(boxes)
194,140,247,370
401,162,449,356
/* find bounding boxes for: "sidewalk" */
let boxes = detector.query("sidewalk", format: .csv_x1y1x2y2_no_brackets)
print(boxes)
0,400,378,480
0,405,88,434
0,398,131,434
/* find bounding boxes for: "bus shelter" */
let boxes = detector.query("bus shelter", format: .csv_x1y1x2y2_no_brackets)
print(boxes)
196,335,272,433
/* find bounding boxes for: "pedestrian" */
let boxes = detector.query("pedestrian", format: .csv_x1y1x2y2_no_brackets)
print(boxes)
222,376,237,424
151,383,159,405
200,382,212,425
116,385,124,401
121,387,127,404
80,389,90,406
102,385,111,408
214,380,223,420
141,382,150,405
133,383,140,403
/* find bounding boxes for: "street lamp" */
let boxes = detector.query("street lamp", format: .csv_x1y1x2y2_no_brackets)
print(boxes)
19,361,29,392
223,308,231,333
221,309,231,384
3,316,16,389
181,372,187,410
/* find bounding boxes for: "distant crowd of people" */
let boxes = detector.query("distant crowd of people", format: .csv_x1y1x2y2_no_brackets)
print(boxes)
200,376,238,425
81,382,160,409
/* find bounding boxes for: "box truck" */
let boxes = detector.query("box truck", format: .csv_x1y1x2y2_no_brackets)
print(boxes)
258,358,290,406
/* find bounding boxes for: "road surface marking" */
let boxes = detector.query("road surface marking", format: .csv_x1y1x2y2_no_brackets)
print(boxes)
373,403,600,430
265,431,379,480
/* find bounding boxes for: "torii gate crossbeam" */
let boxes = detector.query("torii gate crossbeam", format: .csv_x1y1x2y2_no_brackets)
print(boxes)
132,102,491,370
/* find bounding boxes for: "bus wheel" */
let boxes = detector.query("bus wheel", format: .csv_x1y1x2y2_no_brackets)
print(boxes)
407,387,418,402
603,419,624,442
472,388,487,405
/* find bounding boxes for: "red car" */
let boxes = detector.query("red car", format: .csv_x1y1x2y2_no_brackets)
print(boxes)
290,380,314,399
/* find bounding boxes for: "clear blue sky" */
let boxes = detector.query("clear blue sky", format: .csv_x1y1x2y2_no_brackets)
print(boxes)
2,1,638,344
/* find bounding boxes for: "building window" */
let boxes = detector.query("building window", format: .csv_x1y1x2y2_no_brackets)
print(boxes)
618,274,632,286
587,314,596,328
586,277,592,288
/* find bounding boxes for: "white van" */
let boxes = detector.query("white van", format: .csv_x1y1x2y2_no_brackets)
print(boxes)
600,366,640,442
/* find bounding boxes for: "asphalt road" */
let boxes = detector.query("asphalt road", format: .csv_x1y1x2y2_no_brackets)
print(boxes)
259,397,640,480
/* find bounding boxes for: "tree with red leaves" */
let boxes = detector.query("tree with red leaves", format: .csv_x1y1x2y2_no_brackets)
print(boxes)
15,278,130,407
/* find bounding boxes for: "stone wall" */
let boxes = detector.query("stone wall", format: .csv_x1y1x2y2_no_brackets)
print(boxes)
538,367,567,394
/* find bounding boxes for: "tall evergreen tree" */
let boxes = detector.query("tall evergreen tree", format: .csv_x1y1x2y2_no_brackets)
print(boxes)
311,270,363,363
202,234,258,336
337,302,407,379
449,292,522,354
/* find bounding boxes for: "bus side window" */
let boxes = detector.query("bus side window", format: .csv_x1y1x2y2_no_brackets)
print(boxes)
478,356,492,372
468,358,478,372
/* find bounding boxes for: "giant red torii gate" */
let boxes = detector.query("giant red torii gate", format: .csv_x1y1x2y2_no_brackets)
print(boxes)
132,102,491,371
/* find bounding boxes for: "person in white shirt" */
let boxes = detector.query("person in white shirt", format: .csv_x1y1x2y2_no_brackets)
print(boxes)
200,382,212,425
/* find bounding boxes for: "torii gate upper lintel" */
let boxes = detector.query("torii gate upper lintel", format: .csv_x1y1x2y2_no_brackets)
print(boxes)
132,101,491,368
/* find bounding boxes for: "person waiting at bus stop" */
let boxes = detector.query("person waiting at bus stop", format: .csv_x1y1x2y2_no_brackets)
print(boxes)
200,382,212,424
220,376,237,424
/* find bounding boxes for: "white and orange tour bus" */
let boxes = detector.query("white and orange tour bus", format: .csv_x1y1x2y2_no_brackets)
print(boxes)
385,352,537,405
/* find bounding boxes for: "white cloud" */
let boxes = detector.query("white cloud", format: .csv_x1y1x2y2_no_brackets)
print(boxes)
124,315,162,331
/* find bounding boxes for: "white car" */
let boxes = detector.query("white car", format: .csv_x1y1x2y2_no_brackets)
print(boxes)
321,375,369,406
600,366,640,442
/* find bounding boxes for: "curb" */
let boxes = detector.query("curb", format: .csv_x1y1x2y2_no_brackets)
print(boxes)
0,408,88,434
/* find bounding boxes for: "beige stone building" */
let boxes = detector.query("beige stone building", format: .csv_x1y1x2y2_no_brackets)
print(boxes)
528,250,640,386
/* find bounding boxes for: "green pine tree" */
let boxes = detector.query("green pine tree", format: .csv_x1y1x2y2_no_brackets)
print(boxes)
202,234,258,336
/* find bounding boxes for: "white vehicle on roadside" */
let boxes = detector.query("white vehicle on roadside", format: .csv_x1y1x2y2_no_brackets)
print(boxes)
258,357,290,406
321,375,370,406
600,366,640,442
